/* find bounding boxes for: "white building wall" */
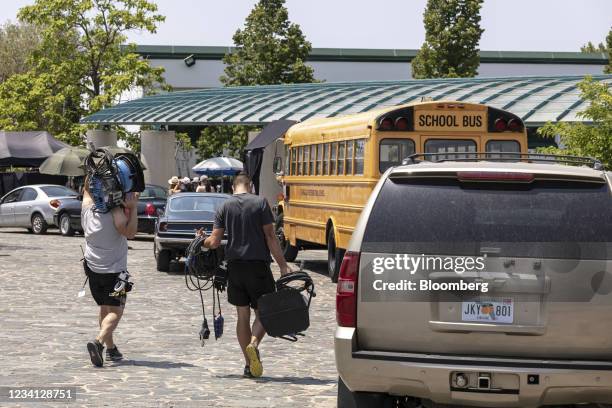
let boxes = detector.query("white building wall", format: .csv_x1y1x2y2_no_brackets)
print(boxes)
153,59,605,89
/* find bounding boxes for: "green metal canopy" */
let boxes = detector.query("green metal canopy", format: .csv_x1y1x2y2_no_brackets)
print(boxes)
81,75,611,127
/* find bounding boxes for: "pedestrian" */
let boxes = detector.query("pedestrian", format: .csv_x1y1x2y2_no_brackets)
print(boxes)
191,176,200,192
180,177,192,192
200,172,291,378
168,176,180,196
82,177,139,367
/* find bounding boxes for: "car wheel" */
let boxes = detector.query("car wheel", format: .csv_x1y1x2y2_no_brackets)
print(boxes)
337,377,390,408
156,249,171,272
59,213,75,236
327,228,345,282
31,213,48,235
276,213,298,262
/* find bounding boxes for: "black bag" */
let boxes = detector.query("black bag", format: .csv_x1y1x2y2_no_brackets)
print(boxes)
257,272,315,342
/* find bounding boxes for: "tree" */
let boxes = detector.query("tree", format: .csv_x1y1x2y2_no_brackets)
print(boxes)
220,0,315,86
196,125,256,160
198,0,316,161
537,77,611,168
581,41,607,53
0,21,41,83
0,0,167,144
580,27,611,74
412,0,484,79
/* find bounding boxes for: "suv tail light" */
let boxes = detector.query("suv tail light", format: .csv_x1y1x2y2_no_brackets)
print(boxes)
145,203,156,216
336,251,360,327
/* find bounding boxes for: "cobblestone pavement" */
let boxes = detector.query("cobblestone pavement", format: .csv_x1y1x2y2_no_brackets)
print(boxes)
0,229,338,408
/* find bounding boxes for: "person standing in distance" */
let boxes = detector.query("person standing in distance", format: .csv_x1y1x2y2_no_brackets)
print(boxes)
82,179,139,367
200,173,290,378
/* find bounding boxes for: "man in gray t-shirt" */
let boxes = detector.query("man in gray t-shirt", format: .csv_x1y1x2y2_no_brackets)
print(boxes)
202,173,289,378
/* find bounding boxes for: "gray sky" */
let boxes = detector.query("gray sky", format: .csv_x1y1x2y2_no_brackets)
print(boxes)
2,0,611,51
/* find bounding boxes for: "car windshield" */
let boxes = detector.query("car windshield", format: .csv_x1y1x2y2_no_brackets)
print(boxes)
141,185,167,199
168,195,226,213
40,186,77,197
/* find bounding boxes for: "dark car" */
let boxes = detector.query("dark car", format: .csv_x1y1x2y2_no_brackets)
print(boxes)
154,192,229,272
53,184,168,236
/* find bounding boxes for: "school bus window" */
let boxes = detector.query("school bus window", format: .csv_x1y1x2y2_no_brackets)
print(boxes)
338,141,345,175
303,145,310,175
285,145,291,175
330,142,337,175
290,148,296,175
355,139,365,175
486,140,520,153
425,139,476,161
316,143,323,175
309,145,315,175
297,146,303,175
346,140,354,175
323,143,329,175
379,139,415,173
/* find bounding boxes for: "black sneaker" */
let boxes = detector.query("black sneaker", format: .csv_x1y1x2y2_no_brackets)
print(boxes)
243,365,254,378
86,339,104,367
105,346,123,362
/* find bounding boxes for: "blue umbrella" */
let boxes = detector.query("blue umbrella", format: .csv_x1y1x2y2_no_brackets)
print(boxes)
192,157,243,176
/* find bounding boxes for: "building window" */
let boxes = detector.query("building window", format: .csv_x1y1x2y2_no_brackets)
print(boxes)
330,143,337,175
355,139,365,175
323,143,329,175
338,141,345,175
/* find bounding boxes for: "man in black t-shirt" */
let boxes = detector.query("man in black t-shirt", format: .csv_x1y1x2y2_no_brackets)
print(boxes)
201,173,290,378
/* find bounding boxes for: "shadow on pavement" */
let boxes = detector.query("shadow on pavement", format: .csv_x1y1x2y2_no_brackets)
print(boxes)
295,259,328,277
215,374,336,386
112,360,196,369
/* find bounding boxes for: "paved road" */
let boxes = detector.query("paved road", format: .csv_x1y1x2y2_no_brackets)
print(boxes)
0,229,338,407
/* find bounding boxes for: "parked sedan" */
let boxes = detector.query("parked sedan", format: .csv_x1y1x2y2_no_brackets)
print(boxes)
52,184,168,236
0,184,78,234
154,192,229,272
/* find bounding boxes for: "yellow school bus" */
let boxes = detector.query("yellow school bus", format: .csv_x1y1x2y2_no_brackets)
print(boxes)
275,101,527,280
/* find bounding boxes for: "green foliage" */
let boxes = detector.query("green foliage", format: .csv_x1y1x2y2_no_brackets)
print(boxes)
0,21,41,83
580,28,611,74
221,0,316,86
196,126,257,160
537,77,612,168
412,0,484,79
0,0,167,144
581,41,607,53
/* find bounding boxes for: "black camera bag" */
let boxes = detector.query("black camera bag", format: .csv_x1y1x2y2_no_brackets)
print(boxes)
257,271,315,341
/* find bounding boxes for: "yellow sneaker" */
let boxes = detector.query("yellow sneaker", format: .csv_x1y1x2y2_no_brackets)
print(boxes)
245,344,262,377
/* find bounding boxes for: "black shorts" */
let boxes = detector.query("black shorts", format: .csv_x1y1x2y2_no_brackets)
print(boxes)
84,262,126,307
227,261,275,309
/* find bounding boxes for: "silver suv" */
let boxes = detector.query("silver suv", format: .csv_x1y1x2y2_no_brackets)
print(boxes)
335,154,612,408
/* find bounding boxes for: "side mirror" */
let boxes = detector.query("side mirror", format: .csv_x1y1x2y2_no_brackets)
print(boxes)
273,156,283,175
156,208,165,217
77,194,83,201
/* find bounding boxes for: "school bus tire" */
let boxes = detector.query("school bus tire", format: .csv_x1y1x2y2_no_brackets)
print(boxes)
275,213,298,262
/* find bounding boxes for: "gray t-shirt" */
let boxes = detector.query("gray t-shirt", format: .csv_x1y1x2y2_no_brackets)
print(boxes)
214,193,274,262
82,205,128,274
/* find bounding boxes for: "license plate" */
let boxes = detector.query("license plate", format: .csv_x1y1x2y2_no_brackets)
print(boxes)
461,299,514,324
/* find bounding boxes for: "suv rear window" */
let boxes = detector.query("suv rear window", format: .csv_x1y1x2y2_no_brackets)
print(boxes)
362,178,611,259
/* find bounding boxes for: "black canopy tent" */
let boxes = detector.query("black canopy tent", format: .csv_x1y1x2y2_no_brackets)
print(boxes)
0,131,70,197
244,120,296,194
0,131,68,168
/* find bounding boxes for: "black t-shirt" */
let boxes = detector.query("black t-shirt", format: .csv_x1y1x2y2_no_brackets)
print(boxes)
214,193,274,262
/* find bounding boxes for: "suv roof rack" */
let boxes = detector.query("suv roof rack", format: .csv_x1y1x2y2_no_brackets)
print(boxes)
402,152,604,171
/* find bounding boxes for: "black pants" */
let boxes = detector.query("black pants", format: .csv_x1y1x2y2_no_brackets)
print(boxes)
227,261,275,309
